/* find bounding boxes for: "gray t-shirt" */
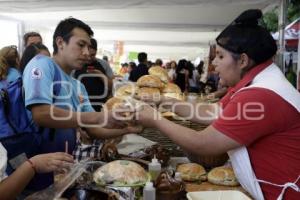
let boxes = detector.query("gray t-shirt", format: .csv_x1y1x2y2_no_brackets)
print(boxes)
98,59,113,78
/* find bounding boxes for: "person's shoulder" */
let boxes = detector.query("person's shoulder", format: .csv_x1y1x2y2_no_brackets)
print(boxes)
26,55,55,69
8,68,21,77
32,54,53,63
23,55,56,79
233,87,287,106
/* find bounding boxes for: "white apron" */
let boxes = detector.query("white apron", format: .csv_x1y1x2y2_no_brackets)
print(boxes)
227,63,300,200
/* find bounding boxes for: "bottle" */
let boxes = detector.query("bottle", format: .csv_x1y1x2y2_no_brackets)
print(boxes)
148,156,161,181
143,181,156,200
174,172,182,182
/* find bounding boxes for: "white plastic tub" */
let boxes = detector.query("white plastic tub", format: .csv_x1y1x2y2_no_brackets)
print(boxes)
187,190,251,200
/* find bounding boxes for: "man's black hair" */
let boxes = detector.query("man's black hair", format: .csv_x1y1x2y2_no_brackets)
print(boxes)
53,17,94,54
138,52,147,63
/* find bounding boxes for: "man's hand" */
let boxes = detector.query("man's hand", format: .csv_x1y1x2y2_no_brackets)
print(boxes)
125,124,144,134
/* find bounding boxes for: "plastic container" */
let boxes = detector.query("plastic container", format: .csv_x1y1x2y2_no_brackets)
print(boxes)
187,190,251,200
148,156,161,181
174,172,182,181
143,181,156,200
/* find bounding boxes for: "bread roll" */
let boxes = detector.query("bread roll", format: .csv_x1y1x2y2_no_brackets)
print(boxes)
115,84,137,97
104,97,126,110
161,83,183,100
176,163,206,182
208,166,239,186
104,97,135,119
148,66,169,83
136,87,161,101
93,160,148,186
137,75,164,88
162,83,181,94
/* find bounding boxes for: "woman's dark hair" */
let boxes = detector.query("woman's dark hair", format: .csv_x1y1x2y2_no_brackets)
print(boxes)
19,43,49,73
186,61,194,79
129,62,137,70
176,59,187,74
53,17,94,54
197,60,204,75
216,9,277,67
155,58,163,66
90,38,98,50
0,46,19,80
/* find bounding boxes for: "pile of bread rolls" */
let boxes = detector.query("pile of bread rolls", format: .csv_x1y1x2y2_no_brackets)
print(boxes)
137,66,183,102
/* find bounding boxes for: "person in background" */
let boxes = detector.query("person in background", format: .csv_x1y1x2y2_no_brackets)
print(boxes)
23,32,43,47
74,38,112,112
0,46,74,200
285,53,296,88
102,55,109,62
0,46,21,88
119,63,128,76
98,55,114,79
187,61,199,93
174,59,189,93
168,60,177,82
134,9,300,200
155,58,163,67
147,60,154,68
129,52,149,82
123,61,136,81
196,60,206,93
19,43,50,73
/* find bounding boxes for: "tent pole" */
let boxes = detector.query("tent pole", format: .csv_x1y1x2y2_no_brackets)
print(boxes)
17,21,25,55
278,0,287,72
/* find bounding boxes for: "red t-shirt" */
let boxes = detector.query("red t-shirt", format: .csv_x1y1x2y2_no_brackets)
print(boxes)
212,61,300,199
213,88,300,200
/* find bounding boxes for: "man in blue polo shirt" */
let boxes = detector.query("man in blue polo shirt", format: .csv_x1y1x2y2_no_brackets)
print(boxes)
22,18,135,191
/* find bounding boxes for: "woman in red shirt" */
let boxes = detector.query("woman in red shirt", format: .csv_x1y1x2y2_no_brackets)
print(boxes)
134,9,300,200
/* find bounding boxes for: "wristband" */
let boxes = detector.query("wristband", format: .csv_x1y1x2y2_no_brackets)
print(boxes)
27,159,37,174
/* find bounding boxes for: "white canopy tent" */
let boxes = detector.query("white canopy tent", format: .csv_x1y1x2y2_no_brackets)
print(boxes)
0,0,279,61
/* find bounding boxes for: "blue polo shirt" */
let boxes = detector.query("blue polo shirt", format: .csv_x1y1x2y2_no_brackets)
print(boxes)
22,55,94,190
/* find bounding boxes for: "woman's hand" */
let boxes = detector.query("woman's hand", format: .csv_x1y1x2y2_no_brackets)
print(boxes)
30,152,74,174
135,104,162,128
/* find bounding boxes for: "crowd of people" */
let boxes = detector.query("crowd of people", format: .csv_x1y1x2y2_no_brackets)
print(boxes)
0,9,299,200
119,53,225,97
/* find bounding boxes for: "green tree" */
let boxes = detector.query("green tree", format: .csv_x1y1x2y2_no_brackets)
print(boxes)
263,0,300,32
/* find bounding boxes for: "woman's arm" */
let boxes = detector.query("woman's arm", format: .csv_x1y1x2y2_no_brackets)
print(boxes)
0,161,35,200
160,97,220,125
0,152,73,200
135,105,240,156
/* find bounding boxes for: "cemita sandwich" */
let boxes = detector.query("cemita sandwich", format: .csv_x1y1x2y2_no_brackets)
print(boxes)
207,166,239,186
93,160,149,186
176,163,207,182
